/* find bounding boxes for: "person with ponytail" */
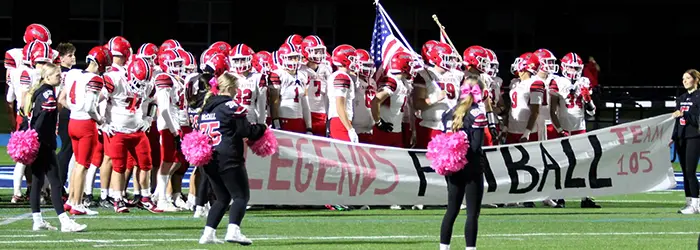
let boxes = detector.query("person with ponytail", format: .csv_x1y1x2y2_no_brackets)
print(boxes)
672,69,700,214
24,63,87,232
438,75,486,250
197,72,267,245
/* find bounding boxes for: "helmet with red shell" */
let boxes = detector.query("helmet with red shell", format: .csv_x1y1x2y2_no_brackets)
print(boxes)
175,48,196,75
285,34,303,47
278,43,302,71
229,43,255,73
26,40,52,67
510,52,534,76
533,48,558,73
353,49,374,78
560,52,584,80
86,46,113,73
136,43,158,59
157,49,183,75
159,39,181,54
388,51,418,76
421,40,439,65
253,51,276,74
485,48,499,77
517,53,541,75
106,36,132,59
23,24,52,45
331,44,356,69
209,41,232,56
128,57,153,82
428,42,458,70
199,48,219,71
301,35,327,64
204,53,229,78
462,45,490,73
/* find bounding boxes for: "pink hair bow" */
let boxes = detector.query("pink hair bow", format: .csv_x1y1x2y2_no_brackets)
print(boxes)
460,83,482,103
208,77,219,95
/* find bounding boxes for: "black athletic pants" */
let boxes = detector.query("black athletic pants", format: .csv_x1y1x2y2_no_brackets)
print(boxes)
195,166,211,206
440,166,484,247
677,138,700,198
30,148,65,215
203,164,250,228
57,108,72,187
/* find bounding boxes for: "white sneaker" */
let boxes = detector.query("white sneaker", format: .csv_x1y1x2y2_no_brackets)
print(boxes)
175,196,190,211
186,198,196,211
678,205,699,214
390,205,402,210
225,225,253,245
543,199,558,208
439,243,450,250
193,205,210,218
32,220,57,231
75,204,99,215
460,204,467,210
411,204,424,210
61,219,87,232
158,200,180,212
199,230,224,244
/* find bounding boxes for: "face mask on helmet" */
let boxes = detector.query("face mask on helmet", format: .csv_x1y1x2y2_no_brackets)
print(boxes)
307,47,326,63
439,53,458,70
231,56,252,73
283,54,301,71
167,60,183,75
358,61,375,77
563,64,582,80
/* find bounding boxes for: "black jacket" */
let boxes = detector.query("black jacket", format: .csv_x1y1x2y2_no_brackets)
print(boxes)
29,84,58,150
198,95,267,169
442,104,487,169
673,90,700,140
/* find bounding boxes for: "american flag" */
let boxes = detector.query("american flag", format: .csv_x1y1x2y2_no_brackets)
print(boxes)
370,6,409,81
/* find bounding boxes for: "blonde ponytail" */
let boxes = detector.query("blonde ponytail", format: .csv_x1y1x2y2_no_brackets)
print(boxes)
23,63,58,115
199,72,239,115
451,94,474,132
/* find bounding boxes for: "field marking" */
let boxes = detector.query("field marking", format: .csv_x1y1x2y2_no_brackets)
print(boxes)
0,231,697,244
0,235,46,238
0,212,31,226
93,244,152,248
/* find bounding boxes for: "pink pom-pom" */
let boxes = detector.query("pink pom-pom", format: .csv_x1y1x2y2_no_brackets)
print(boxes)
247,128,278,157
426,131,470,176
181,132,214,166
7,129,40,165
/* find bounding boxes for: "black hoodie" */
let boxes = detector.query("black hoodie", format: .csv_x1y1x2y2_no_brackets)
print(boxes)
29,83,59,150
198,95,267,169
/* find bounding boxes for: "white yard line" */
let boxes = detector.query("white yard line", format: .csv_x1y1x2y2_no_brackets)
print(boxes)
93,244,152,248
0,213,31,226
0,231,696,244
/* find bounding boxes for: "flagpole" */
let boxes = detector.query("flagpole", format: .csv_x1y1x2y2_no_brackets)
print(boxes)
432,14,462,62
375,2,417,55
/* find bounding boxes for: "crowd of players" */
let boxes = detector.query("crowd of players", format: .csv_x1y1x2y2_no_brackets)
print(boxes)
3,23,601,231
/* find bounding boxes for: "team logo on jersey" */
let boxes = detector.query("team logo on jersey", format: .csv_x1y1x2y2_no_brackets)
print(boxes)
42,90,53,98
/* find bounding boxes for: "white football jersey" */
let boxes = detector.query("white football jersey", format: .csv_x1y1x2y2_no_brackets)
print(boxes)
4,48,24,70
327,71,355,121
64,70,103,120
154,73,182,133
173,77,189,127
507,77,545,134
486,76,503,106
270,69,308,119
415,68,463,130
300,63,332,114
104,73,149,133
233,72,267,124
7,67,38,109
554,76,592,131
534,74,555,140
378,74,409,133
352,76,376,134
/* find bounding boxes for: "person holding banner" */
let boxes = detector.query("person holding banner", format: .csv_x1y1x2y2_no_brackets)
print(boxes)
327,44,358,142
438,75,486,250
672,69,700,214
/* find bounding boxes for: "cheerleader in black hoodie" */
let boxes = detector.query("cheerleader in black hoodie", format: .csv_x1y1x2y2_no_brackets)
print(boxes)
438,75,486,250
197,72,267,245
23,63,87,232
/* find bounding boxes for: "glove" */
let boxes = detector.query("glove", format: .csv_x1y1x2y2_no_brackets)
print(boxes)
272,119,281,129
99,124,115,137
140,117,153,132
376,119,394,132
581,87,592,102
489,127,499,145
348,128,359,143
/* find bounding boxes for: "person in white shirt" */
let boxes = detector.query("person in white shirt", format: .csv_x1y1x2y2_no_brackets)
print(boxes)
300,35,332,136
327,44,358,142
351,49,376,143
371,51,415,148
268,43,312,134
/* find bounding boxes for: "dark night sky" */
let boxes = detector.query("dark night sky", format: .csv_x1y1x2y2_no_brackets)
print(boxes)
4,0,700,92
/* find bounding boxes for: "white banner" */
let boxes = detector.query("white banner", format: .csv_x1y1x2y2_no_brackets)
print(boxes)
245,114,677,205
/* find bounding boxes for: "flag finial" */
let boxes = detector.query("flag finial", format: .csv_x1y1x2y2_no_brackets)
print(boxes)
373,0,379,5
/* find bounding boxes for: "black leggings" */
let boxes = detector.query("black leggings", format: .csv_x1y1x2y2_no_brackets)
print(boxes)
440,168,484,247
196,166,211,206
30,149,65,215
677,138,700,198
57,108,72,187
203,165,250,228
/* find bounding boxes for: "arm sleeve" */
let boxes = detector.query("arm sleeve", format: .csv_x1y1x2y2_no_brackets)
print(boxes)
684,100,700,127
329,73,351,97
226,101,267,141
6,81,14,102
528,80,545,105
85,76,105,122
301,91,312,129
256,78,268,124
378,76,397,96
673,98,680,140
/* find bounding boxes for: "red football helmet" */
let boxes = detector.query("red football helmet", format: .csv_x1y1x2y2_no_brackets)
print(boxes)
560,52,584,80
511,52,534,76
278,43,302,71
421,40,439,65
353,49,374,78
301,35,327,64
388,51,418,76
533,48,558,73
136,43,158,59
106,36,132,59
23,24,52,45
209,41,232,56
253,51,275,74
204,53,230,78
175,48,196,74
463,45,490,73
331,44,356,69
517,53,541,75
485,48,499,77
229,43,255,73
25,41,52,66
86,46,113,73
199,48,219,71
159,39,181,54
157,49,183,75
428,42,458,70
128,57,153,82
285,34,303,47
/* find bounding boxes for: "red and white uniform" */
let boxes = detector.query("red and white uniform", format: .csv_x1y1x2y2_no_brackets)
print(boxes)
506,78,545,143
414,68,463,148
269,69,311,133
374,75,409,147
234,72,267,124
64,70,103,167
103,74,153,173
534,74,555,141
553,76,593,134
327,71,355,141
352,76,376,143
154,73,183,163
300,63,332,136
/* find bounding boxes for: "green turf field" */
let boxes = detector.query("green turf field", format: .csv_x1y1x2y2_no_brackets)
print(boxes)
0,191,697,249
